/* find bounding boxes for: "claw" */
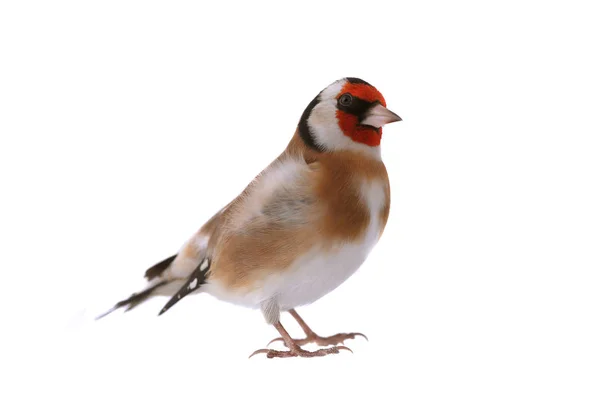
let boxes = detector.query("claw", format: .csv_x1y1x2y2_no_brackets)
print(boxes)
266,337,285,347
337,345,353,354
354,332,369,342
248,348,271,359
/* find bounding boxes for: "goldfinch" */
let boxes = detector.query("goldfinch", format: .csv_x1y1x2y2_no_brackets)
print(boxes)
98,77,402,358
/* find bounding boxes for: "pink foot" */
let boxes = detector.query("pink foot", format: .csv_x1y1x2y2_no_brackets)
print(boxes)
268,332,368,347
249,345,352,359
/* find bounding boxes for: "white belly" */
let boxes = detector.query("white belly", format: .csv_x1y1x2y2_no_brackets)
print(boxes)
273,242,375,310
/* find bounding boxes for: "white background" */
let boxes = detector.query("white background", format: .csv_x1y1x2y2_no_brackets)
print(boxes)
1,0,599,399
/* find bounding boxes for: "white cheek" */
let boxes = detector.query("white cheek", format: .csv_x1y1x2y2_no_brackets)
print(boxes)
308,101,343,142
308,101,382,159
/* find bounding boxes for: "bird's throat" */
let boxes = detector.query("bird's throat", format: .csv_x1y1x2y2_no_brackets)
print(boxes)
348,126,382,147
337,110,382,147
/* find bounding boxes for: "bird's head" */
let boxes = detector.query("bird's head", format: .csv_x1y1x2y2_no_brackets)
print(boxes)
298,77,401,156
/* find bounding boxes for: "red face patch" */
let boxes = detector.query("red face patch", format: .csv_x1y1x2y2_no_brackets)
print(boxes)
339,82,386,107
336,82,387,147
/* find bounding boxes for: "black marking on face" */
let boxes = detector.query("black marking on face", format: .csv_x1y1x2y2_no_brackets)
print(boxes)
158,258,211,316
337,93,379,121
298,94,325,152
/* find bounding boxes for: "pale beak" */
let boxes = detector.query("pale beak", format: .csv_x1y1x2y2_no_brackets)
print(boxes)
360,103,402,128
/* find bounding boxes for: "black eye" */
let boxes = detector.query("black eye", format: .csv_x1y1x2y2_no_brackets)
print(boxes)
338,93,353,107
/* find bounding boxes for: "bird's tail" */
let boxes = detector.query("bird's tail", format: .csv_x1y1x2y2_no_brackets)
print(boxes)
95,280,169,320
95,254,178,319
95,253,211,320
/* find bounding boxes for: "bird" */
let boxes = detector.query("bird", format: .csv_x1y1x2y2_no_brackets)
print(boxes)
97,77,402,358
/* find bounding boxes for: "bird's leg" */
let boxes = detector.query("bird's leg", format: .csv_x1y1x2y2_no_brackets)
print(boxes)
249,321,351,359
267,309,368,348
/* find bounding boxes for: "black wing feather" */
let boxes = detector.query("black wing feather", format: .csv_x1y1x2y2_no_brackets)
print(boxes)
158,258,211,316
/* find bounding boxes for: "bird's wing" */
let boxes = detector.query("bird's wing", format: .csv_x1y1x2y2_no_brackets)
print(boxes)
155,153,323,315
206,154,325,290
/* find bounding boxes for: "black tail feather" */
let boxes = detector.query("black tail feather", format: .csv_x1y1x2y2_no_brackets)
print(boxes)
96,280,169,320
158,258,211,316
145,254,177,281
